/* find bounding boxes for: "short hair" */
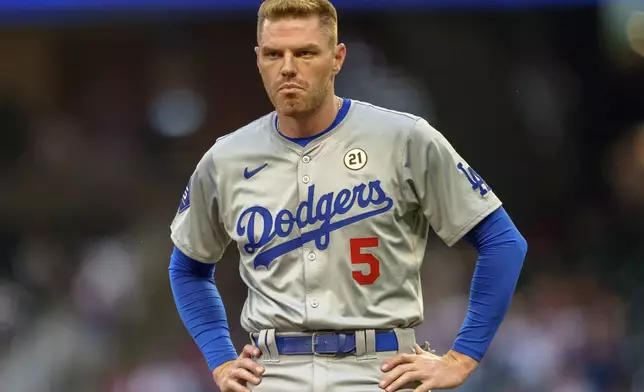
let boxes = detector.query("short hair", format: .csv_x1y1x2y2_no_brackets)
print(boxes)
257,0,339,46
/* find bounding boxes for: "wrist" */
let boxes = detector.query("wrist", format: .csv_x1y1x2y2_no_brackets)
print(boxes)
445,350,479,377
212,360,235,382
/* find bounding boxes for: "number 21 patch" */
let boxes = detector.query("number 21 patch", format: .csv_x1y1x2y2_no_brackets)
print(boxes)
457,162,491,196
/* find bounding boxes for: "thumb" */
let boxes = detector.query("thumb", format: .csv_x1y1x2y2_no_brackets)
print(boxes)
414,344,425,355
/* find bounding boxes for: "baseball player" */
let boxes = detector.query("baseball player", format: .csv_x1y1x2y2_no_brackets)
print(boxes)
169,0,528,391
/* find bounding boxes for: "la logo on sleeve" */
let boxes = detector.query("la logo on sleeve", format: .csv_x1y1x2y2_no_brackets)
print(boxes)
457,162,491,196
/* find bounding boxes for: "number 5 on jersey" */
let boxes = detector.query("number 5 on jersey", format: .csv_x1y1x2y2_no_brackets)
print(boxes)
350,237,380,285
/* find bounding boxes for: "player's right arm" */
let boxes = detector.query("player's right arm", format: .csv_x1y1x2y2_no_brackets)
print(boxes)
169,148,264,392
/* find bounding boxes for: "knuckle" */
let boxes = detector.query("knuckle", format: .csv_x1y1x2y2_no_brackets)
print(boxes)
396,366,409,376
238,369,251,380
395,364,408,373
242,358,257,369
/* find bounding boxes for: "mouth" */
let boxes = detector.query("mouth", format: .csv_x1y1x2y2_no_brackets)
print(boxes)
278,84,304,93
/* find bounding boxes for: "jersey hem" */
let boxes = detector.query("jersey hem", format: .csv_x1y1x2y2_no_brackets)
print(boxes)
443,199,503,247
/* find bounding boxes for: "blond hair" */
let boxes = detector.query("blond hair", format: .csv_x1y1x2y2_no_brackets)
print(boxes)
257,0,339,46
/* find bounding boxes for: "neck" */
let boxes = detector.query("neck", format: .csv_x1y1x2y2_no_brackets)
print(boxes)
277,94,340,138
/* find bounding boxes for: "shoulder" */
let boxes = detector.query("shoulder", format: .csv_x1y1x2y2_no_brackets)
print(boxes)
347,99,442,146
349,99,423,132
199,112,274,163
193,112,274,173
211,113,273,154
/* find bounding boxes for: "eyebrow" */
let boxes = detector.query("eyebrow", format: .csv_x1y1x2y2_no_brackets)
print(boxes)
261,43,322,53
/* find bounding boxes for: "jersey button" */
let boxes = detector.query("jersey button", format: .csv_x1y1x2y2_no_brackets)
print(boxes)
310,300,319,308
302,156,311,163
307,252,316,261
302,175,311,184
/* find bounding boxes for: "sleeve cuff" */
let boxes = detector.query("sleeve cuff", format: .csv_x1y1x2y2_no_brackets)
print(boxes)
208,351,239,373
170,234,219,264
450,342,484,362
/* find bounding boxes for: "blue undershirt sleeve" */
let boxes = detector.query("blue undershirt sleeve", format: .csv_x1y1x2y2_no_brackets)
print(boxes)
168,246,238,372
452,206,528,361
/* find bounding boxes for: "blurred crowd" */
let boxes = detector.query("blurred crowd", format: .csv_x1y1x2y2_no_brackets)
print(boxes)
1,4,644,392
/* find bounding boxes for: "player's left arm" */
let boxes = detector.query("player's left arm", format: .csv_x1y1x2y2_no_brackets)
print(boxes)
381,118,528,391
381,210,527,391
450,206,527,365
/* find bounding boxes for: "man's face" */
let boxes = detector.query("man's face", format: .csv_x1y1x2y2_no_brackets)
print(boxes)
256,15,345,117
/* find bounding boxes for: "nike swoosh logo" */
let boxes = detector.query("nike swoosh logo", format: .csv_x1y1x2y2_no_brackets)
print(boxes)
244,163,268,179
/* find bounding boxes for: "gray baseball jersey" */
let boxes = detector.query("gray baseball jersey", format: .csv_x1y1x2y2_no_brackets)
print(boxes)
170,99,502,333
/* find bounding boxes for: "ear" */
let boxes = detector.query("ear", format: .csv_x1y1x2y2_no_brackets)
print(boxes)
333,43,347,75
255,46,261,71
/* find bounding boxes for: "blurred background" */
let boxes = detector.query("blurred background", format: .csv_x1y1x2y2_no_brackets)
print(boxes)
0,0,643,391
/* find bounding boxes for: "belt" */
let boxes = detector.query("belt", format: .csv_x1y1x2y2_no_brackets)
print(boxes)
253,331,398,356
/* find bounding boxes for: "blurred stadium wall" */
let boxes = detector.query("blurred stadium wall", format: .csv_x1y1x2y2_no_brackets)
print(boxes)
0,1,643,391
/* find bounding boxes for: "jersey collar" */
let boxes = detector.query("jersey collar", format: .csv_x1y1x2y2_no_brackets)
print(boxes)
270,98,353,151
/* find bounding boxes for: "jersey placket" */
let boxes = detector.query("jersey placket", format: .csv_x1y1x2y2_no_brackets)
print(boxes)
297,145,324,326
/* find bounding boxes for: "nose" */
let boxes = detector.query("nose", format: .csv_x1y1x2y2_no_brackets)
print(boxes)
280,53,297,78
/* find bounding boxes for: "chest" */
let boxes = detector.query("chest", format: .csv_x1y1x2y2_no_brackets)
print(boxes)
218,138,401,259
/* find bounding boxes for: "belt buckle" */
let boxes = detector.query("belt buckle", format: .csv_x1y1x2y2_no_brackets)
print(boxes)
311,332,337,357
